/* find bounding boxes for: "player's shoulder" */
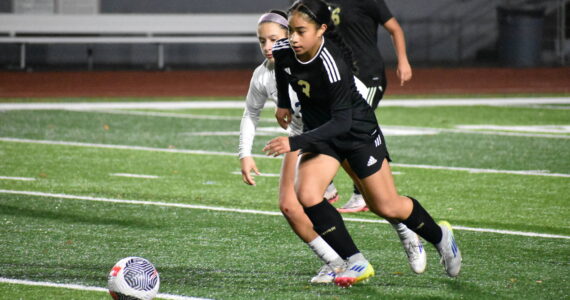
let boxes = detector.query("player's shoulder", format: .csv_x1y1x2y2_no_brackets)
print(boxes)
318,39,349,83
272,38,293,59
250,60,272,88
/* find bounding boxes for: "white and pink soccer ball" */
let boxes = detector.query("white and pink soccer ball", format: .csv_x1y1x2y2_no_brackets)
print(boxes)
108,257,160,300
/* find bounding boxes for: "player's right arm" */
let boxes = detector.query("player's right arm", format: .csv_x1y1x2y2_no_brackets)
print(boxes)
371,0,412,86
239,66,266,185
273,38,293,130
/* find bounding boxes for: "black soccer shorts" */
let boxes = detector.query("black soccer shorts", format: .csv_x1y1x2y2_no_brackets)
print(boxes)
301,127,391,179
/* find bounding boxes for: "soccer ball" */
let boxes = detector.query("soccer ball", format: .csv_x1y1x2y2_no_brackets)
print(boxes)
108,257,160,300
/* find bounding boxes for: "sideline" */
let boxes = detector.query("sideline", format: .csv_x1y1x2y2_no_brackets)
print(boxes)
1,189,568,240
1,97,570,110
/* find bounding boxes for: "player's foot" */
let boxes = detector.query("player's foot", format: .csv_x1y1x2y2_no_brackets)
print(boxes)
334,253,374,288
436,221,462,277
337,193,369,213
324,183,339,204
310,264,336,284
399,231,427,274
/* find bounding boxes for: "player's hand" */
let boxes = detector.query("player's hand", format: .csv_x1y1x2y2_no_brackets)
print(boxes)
240,156,260,186
262,136,291,157
275,107,292,130
397,61,412,86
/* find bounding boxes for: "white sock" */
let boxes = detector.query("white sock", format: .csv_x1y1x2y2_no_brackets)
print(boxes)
308,236,343,266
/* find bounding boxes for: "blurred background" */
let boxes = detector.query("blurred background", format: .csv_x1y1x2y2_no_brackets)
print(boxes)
0,0,568,70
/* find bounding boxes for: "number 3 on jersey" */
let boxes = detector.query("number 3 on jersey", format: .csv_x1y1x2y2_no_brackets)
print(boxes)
297,80,311,98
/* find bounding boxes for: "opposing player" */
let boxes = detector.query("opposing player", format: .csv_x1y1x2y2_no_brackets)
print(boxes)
327,0,413,214
239,10,425,283
264,0,462,287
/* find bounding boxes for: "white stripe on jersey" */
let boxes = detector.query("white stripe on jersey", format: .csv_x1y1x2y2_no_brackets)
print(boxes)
320,48,340,83
273,39,290,52
367,87,377,105
272,45,290,51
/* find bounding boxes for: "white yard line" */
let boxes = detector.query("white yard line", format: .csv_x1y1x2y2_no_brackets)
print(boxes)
230,171,281,177
110,173,159,179
1,97,570,111
0,176,35,181
1,137,569,178
0,189,568,240
72,108,275,123
0,277,210,300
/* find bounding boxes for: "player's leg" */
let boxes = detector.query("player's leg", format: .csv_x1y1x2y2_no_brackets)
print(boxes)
357,158,461,277
279,151,344,283
339,78,386,213
341,160,426,274
296,152,374,287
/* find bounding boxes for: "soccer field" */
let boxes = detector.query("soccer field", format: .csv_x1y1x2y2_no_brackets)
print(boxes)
0,97,569,299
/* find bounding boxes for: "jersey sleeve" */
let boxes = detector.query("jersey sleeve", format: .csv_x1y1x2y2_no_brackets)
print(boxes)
288,45,354,151
370,0,393,25
238,67,267,159
273,38,293,110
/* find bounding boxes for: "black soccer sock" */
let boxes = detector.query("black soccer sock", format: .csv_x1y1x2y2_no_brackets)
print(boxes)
402,197,443,245
304,200,360,259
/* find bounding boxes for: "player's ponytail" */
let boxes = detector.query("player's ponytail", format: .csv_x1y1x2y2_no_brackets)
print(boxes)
288,0,357,73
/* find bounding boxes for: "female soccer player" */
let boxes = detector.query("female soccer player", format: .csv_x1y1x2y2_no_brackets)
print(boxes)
239,9,424,283
264,0,462,287
327,0,413,214
239,10,345,283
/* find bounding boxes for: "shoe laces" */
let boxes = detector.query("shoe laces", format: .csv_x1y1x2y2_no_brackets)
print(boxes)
405,239,422,260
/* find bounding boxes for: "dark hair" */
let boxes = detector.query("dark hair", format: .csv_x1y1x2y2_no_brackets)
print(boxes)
269,9,288,20
288,0,357,73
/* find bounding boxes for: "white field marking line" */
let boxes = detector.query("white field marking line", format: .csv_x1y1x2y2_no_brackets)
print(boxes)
391,163,570,178
231,171,281,177
387,125,570,139
0,277,211,300
1,97,570,111
2,137,570,178
70,108,276,122
182,131,274,136
456,124,570,134
110,173,159,179
66,109,570,138
1,189,568,240
230,171,402,177
0,176,35,181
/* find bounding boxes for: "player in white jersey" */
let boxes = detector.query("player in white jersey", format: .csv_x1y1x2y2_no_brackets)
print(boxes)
239,10,426,283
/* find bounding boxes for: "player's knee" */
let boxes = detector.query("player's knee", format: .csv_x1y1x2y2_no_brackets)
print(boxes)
369,197,404,219
279,200,302,218
295,188,322,208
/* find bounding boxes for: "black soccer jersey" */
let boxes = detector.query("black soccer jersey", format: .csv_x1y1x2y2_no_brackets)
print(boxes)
327,0,393,86
273,37,379,152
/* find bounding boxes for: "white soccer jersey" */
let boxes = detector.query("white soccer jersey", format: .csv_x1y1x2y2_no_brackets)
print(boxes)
239,60,303,159
238,59,368,159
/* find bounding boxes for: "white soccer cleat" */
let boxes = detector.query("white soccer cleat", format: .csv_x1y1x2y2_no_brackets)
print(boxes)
436,221,462,277
337,193,369,213
310,264,336,284
399,232,427,274
324,183,339,204
334,253,374,288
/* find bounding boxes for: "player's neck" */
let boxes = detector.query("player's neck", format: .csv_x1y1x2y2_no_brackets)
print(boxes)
296,38,324,63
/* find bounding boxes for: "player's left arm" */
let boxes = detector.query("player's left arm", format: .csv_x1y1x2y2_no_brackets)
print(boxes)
383,17,412,86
